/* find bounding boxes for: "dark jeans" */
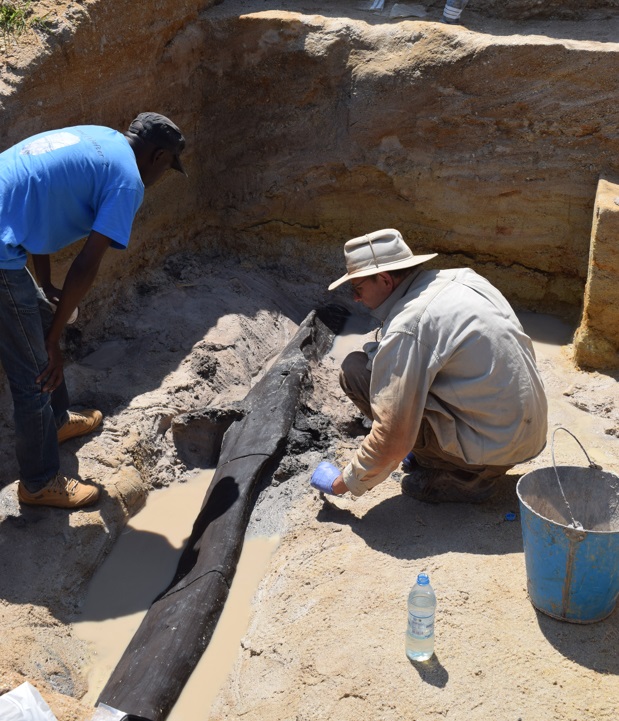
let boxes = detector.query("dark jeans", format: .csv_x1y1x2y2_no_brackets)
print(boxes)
339,350,512,499
0,268,69,491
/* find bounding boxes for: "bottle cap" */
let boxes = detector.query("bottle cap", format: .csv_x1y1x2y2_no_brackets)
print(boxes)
417,573,429,585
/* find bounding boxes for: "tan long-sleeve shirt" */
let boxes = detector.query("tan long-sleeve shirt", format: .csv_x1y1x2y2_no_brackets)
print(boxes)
342,268,548,497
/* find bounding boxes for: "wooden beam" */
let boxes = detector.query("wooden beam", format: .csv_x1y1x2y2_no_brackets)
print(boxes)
97,308,341,720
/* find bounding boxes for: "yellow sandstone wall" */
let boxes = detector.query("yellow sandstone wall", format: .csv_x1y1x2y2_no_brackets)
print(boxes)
1,2,619,366
574,177,619,369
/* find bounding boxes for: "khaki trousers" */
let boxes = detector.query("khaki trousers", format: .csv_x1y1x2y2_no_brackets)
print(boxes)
339,351,512,500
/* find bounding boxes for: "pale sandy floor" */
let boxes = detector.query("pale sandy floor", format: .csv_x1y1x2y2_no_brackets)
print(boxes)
208,310,619,721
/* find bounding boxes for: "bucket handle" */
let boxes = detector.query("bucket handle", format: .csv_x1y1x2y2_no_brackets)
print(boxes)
551,427,601,530
551,427,601,471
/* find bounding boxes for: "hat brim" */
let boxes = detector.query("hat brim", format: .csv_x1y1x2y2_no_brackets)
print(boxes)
328,253,438,291
172,155,188,177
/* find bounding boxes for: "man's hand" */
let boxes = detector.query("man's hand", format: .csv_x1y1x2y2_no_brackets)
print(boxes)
311,462,348,496
33,231,112,394
42,285,63,304
36,337,64,393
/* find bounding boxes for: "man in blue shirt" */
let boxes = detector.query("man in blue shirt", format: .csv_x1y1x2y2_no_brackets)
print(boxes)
0,112,186,509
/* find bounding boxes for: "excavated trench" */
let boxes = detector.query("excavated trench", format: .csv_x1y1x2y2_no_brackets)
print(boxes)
2,2,619,720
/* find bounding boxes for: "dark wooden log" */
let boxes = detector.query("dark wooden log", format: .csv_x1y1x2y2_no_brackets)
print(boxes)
97,307,343,720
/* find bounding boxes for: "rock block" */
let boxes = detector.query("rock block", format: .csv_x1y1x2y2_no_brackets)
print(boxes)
574,177,619,369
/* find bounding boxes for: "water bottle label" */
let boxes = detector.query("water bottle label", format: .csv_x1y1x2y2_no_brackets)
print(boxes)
408,611,434,639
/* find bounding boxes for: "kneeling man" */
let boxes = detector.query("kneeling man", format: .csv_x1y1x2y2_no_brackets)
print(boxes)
312,229,548,503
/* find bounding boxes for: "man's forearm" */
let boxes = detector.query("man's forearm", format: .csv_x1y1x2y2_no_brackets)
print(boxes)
45,230,112,344
46,259,97,343
344,397,422,496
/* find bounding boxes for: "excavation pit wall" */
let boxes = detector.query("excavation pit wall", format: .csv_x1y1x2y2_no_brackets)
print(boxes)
2,3,619,359
2,2,619,719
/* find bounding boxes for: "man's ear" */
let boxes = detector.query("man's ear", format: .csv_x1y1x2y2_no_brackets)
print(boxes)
377,271,394,289
151,147,166,164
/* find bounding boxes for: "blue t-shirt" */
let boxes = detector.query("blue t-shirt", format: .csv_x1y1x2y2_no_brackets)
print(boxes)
0,125,144,269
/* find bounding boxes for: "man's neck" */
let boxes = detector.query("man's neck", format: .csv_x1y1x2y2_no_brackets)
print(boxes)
371,268,423,322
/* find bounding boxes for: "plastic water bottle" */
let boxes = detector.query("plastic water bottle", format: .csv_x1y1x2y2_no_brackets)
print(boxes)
405,573,436,662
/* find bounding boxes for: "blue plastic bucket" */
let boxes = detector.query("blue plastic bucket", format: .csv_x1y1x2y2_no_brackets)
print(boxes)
516,431,619,623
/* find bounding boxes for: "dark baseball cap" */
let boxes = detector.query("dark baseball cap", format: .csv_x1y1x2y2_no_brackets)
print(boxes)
128,112,187,176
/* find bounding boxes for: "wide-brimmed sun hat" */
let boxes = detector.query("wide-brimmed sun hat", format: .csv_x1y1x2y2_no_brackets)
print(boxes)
328,228,437,290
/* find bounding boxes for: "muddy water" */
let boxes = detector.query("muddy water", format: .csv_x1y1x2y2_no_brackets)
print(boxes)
169,534,278,720
74,470,278,718
329,310,375,364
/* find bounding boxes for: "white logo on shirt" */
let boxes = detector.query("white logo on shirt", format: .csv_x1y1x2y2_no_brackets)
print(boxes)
19,132,81,156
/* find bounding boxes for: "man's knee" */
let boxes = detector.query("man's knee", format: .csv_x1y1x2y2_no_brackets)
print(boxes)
340,351,369,377
339,351,370,395
339,351,373,419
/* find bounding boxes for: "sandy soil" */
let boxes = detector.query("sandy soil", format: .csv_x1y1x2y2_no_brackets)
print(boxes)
0,237,616,721
209,303,619,721
1,257,619,721
1,3,619,721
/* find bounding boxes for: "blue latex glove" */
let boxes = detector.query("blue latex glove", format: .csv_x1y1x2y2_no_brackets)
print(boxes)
402,451,415,472
311,461,341,495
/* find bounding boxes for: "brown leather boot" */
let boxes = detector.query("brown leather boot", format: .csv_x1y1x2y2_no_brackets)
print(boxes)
57,409,103,444
18,473,101,509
